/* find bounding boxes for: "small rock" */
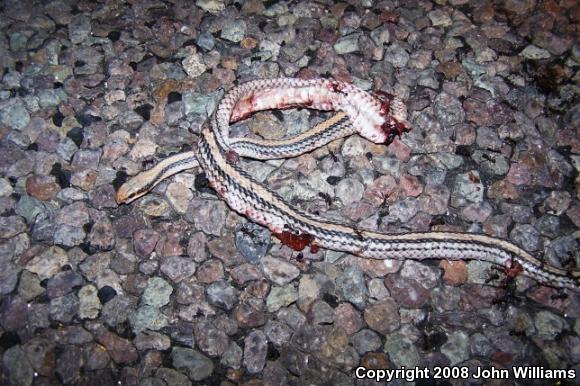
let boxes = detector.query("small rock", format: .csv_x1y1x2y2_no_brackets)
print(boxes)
234,303,267,328
428,9,452,27
384,331,421,367
196,31,215,51
96,329,138,364
221,341,243,369
171,347,214,381
88,217,115,251
130,305,169,333
78,285,101,319
384,44,410,68
197,259,224,284
46,270,84,299
231,263,263,285
439,260,468,286
49,293,80,323
335,178,364,205
265,320,293,346
440,331,470,365
385,276,430,308
520,45,551,60
334,303,363,334
352,329,382,354
261,256,300,285
69,15,91,44
195,319,229,357
186,199,226,236
235,223,271,263
56,345,81,385
243,330,268,374
0,98,30,130
334,33,360,54
0,215,26,240
25,246,69,280
453,170,484,204
267,284,298,312
364,298,400,335
143,277,173,307
182,53,207,78
25,175,60,201
53,224,86,247
207,235,245,266
206,280,238,310
196,0,225,13
336,266,368,309
134,331,171,351
166,182,194,214
133,228,160,257
534,310,566,340
160,256,196,283
221,19,247,43
0,295,28,331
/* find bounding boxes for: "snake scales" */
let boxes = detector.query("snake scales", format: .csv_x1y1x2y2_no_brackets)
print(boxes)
116,78,579,291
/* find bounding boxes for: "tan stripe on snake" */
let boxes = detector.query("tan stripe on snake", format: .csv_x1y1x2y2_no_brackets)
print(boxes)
116,78,579,291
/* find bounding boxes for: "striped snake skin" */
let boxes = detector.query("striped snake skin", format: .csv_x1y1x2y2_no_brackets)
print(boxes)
116,78,579,291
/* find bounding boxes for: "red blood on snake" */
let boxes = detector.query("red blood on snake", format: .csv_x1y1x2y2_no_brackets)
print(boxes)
274,230,316,252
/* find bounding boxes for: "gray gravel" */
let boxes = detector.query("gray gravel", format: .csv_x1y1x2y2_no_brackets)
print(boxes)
0,1,579,385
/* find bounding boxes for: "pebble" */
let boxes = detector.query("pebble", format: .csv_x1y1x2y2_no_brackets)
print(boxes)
334,302,363,335
0,98,30,130
221,341,243,369
266,284,298,312
352,329,382,354
46,270,83,299
182,53,207,78
196,259,224,284
336,266,368,309
440,331,470,365
78,284,101,319
364,298,400,335
261,256,300,286
384,44,410,68
234,222,270,263
453,170,484,204
385,275,431,308
207,235,245,267
534,310,567,340
25,246,69,280
333,33,361,54
195,319,229,357
335,177,364,205
130,305,169,334
143,277,173,308
206,280,238,310
171,347,214,381
243,330,268,374
384,331,421,368
221,19,247,43
186,199,226,236
50,292,80,323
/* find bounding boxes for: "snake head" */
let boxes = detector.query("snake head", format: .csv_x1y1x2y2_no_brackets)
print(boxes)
115,169,156,204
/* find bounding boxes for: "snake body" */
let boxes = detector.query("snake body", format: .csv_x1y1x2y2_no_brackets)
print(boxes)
116,78,579,290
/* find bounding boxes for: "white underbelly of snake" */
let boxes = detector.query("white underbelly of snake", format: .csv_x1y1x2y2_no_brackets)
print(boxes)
115,78,579,291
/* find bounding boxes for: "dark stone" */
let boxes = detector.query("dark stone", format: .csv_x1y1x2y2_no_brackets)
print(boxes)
134,104,153,121
97,286,117,304
50,163,71,188
0,331,21,349
66,127,84,147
